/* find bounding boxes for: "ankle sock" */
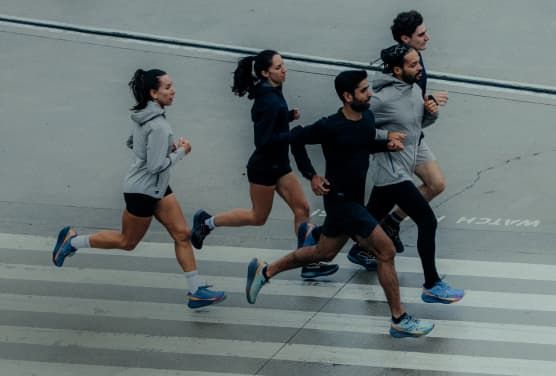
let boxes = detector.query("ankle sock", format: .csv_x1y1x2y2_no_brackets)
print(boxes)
204,216,216,230
185,270,202,293
392,312,408,323
70,235,90,249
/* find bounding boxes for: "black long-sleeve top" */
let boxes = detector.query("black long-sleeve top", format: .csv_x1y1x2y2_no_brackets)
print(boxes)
290,109,389,204
247,82,294,170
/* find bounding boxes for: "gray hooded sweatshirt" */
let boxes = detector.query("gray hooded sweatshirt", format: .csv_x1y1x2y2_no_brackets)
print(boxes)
371,73,438,187
123,101,186,198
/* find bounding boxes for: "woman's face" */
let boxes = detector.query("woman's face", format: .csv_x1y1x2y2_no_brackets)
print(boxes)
151,74,175,107
262,54,287,86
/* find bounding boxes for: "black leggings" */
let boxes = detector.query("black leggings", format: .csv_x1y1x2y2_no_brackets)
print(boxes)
367,180,440,288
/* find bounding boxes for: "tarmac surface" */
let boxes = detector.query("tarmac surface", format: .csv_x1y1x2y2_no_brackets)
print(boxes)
1,2,556,375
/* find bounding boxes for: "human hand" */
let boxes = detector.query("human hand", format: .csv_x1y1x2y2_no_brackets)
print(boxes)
291,108,301,120
387,139,404,151
387,131,406,143
424,98,439,114
430,91,448,106
177,137,192,154
311,175,330,196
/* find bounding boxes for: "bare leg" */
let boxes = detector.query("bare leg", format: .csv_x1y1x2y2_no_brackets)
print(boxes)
154,193,195,272
89,210,152,251
213,183,275,227
266,235,347,278
393,160,445,219
356,226,404,318
275,172,311,234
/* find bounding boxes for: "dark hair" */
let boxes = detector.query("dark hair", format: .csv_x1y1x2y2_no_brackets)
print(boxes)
334,70,368,102
380,44,415,73
129,69,167,111
391,10,423,43
232,49,279,99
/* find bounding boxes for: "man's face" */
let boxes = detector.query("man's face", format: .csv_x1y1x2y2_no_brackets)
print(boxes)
348,79,372,112
401,23,429,51
399,50,422,84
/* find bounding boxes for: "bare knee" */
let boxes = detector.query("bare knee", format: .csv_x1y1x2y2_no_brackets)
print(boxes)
375,244,395,263
170,226,192,243
293,202,310,220
121,238,140,251
251,214,268,226
427,179,446,197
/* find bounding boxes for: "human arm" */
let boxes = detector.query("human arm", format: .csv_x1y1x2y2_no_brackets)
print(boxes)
289,119,327,181
253,98,290,148
146,126,188,174
422,97,439,128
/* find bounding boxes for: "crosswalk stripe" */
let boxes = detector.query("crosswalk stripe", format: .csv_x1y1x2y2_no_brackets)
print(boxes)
0,359,252,376
2,231,556,282
275,344,556,376
2,293,556,346
1,325,555,375
1,262,555,312
0,325,281,359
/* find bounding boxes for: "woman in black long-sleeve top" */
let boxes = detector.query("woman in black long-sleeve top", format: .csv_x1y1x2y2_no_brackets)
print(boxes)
191,49,338,279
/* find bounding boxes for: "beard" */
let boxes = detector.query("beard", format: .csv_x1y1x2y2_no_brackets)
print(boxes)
402,70,421,84
351,99,370,113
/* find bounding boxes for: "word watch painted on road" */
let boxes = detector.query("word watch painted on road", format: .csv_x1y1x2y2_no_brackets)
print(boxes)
310,210,541,228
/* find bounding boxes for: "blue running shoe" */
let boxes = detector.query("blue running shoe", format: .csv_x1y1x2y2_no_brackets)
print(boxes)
246,258,268,304
187,285,226,309
347,244,377,271
422,280,464,304
191,209,212,249
52,226,77,267
390,313,434,338
301,263,339,279
296,222,311,248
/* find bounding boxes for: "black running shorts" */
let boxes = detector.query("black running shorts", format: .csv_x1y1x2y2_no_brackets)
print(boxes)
321,194,379,239
247,165,292,186
123,186,173,217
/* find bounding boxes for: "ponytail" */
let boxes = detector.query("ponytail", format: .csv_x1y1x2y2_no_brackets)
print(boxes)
232,56,256,98
129,68,166,111
231,49,279,100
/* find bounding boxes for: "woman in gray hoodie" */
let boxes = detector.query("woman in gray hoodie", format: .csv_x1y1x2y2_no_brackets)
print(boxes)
52,69,226,309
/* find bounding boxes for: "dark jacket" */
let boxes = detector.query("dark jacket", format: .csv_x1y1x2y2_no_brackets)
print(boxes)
247,82,293,171
290,109,389,204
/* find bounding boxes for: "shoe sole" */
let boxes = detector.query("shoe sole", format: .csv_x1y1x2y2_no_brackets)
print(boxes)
187,294,227,309
246,258,264,304
301,264,340,279
421,293,464,304
389,324,434,338
52,226,70,267
346,254,377,271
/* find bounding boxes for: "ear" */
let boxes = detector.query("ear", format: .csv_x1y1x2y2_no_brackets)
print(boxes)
261,69,270,79
149,88,158,101
400,35,410,45
393,66,402,77
342,91,353,103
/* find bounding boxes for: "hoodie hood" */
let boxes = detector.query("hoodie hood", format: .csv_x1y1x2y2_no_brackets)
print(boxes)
131,101,165,126
372,73,413,93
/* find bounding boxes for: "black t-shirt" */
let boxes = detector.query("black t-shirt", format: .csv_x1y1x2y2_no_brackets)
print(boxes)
290,109,389,204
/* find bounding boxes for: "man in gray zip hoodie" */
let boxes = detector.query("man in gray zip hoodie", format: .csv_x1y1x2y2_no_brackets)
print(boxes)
359,44,464,304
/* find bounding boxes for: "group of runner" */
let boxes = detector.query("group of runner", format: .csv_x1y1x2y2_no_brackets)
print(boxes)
52,10,463,337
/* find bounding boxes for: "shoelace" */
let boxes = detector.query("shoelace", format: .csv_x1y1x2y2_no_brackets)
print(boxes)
399,315,418,330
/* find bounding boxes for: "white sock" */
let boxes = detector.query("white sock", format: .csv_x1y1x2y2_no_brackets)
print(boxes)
70,235,90,249
204,216,216,230
185,270,203,293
